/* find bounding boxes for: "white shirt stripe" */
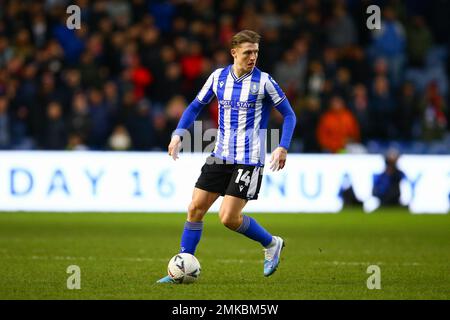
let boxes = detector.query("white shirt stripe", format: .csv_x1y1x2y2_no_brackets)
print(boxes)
250,72,267,163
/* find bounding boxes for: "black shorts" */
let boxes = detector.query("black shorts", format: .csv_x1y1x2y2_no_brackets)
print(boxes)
195,156,264,200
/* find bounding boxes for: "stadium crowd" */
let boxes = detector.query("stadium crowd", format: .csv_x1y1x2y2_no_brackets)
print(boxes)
0,0,448,153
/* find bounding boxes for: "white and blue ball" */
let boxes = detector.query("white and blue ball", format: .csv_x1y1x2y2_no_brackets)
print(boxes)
167,253,201,284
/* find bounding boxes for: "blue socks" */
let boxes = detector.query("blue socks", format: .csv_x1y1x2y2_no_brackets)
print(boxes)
179,216,272,255
235,215,273,247
180,221,203,254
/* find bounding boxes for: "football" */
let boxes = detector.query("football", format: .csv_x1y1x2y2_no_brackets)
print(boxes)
167,253,201,284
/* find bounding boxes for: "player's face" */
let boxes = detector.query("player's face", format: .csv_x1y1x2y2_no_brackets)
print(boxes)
231,42,259,74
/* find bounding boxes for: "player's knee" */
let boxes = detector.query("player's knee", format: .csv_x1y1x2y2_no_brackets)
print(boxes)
187,201,206,221
219,213,240,230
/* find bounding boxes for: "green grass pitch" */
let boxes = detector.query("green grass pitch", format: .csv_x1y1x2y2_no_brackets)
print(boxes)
0,209,449,300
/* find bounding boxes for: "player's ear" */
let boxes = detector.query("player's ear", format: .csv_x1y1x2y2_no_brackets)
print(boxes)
231,48,237,59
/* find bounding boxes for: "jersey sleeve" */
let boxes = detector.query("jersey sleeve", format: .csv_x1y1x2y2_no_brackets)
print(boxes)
264,75,286,107
196,71,215,104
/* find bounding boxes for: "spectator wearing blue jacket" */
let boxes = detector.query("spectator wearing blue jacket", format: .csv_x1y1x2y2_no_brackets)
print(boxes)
372,149,406,206
370,6,406,87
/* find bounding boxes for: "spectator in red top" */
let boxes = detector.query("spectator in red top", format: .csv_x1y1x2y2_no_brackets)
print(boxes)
317,95,360,153
180,41,205,81
180,41,205,96
129,53,153,101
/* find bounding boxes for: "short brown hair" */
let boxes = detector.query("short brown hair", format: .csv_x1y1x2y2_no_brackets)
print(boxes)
231,30,261,48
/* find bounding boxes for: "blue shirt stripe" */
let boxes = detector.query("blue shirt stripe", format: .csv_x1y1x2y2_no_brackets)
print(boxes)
245,69,261,164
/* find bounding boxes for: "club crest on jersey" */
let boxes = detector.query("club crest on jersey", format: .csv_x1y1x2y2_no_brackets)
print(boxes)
250,82,259,94
219,81,224,88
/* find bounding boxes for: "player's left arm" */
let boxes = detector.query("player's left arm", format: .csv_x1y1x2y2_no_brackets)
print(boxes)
270,98,297,171
264,75,297,171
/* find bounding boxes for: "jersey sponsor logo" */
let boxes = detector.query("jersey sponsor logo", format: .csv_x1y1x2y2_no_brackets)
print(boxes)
219,100,255,110
236,101,255,109
219,99,232,110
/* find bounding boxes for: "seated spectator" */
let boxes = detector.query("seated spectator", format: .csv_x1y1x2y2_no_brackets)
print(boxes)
369,75,395,139
396,81,420,140
339,173,363,207
406,15,433,68
420,81,447,141
370,6,406,87
316,95,360,153
42,101,67,150
372,150,406,206
349,84,370,142
0,96,11,149
67,133,89,151
298,96,321,153
108,125,131,151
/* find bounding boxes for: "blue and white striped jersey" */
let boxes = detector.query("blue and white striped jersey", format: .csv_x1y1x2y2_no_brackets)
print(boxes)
196,65,286,167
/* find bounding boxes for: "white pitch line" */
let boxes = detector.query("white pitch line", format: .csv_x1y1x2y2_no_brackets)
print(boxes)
1,255,167,263
0,255,424,266
314,261,422,266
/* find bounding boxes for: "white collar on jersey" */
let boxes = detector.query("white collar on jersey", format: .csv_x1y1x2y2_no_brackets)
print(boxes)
230,65,254,82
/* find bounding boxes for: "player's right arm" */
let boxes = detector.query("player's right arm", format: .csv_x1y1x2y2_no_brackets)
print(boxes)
168,70,217,160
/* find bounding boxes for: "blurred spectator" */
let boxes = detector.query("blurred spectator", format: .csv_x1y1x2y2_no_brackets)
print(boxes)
53,20,85,65
157,62,183,104
370,76,395,139
306,60,325,98
406,16,433,68
339,173,363,207
10,105,32,149
69,92,91,144
326,3,357,48
87,88,110,149
0,36,13,68
67,133,89,151
258,28,282,74
370,6,406,87
396,82,420,140
152,111,170,151
79,51,103,89
108,125,131,151
298,96,321,153
322,46,338,79
420,81,448,141
349,84,370,142
341,46,370,85
180,41,206,95
333,67,352,101
125,98,156,150
260,0,282,30
42,101,67,150
129,53,153,101
218,15,235,47
372,149,406,206
317,95,360,153
274,49,307,99
0,96,11,149
103,81,121,122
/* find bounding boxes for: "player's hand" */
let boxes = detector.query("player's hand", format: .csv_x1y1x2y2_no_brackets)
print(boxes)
168,135,182,160
269,147,288,171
